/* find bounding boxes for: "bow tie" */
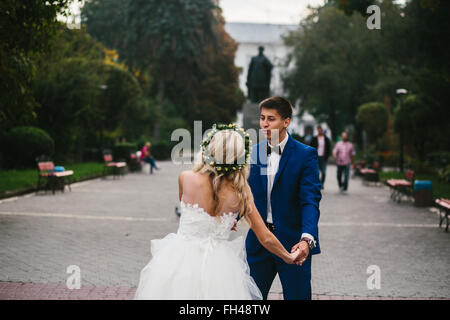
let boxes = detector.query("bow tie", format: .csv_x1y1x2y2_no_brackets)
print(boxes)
267,144,282,156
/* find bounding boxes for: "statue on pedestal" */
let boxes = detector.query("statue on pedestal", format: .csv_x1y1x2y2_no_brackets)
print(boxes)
246,46,273,103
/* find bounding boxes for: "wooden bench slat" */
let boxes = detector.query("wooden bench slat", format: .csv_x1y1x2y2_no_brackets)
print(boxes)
436,199,450,210
53,171,74,177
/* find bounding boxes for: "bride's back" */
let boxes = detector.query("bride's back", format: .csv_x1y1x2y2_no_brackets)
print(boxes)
180,170,241,216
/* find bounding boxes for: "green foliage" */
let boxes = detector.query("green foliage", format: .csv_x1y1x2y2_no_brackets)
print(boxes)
1,126,54,169
151,141,176,160
0,1,69,133
32,26,151,162
0,162,106,196
123,0,218,70
283,6,381,140
0,0,69,54
112,142,138,162
81,0,129,54
394,94,438,161
327,0,375,16
356,102,388,146
438,165,450,184
284,0,449,160
426,152,450,169
82,0,243,141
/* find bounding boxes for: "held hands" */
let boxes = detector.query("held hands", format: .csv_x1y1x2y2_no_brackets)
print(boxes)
284,248,301,264
290,241,310,266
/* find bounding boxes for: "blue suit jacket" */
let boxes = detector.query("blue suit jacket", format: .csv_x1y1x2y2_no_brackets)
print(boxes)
245,134,322,263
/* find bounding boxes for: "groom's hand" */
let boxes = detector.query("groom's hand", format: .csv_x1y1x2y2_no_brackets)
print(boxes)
291,241,309,266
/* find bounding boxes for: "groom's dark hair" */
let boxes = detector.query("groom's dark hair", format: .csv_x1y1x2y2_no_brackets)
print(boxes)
259,96,293,119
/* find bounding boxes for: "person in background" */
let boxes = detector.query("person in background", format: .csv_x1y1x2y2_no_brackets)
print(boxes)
310,125,331,189
332,132,355,192
140,141,160,174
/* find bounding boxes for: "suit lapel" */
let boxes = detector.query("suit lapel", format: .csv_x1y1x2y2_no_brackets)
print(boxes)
272,135,294,190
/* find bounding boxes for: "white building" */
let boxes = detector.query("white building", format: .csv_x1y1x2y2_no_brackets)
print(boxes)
225,22,331,139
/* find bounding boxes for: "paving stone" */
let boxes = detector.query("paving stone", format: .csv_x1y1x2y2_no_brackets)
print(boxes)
0,161,449,299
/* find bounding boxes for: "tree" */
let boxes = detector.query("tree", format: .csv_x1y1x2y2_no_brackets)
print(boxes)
283,6,381,140
356,102,388,148
171,6,245,131
0,0,70,133
394,94,435,162
33,26,149,162
81,0,129,55
82,0,244,140
124,0,219,142
326,0,375,16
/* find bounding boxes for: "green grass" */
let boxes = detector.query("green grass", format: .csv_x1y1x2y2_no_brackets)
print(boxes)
379,171,450,199
0,162,107,196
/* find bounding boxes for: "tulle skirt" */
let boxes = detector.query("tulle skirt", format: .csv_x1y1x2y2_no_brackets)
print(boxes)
134,233,262,300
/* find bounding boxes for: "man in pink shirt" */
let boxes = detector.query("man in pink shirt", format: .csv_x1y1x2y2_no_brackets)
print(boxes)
332,132,355,191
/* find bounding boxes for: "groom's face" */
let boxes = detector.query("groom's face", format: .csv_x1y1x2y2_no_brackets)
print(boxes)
260,107,290,143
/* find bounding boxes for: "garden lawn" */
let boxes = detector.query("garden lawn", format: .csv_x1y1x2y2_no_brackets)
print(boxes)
0,162,107,197
379,171,450,199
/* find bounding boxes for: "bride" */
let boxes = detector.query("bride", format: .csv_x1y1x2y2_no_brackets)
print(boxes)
134,124,300,300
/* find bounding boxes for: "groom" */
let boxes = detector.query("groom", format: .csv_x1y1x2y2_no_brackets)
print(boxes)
246,96,321,300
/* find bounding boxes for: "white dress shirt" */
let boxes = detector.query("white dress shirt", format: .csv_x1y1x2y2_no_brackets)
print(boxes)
266,133,315,244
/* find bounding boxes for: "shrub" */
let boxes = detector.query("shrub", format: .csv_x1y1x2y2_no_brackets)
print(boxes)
426,151,450,169
151,141,176,160
112,142,138,162
83,148,102,162
1,126,54,169
356,102,388,146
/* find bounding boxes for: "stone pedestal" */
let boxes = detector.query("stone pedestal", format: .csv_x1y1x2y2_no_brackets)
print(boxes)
243,102,260,131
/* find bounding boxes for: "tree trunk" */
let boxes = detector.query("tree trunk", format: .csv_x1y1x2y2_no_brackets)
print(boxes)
153,79,164,143
383,95,395,150
329,101,337,141
399,130,404,172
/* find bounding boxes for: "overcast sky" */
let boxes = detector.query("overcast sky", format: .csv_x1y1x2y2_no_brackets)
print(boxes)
65,0,326,26
220,0,326,25
66,1,405,26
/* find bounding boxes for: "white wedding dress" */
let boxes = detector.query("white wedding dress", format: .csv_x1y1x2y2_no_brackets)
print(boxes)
134,201,262,300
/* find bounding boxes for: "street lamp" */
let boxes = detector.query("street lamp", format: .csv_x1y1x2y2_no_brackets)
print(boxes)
396,88,408,172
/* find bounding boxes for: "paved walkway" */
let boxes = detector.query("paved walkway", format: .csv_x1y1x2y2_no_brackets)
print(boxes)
0,161,449,299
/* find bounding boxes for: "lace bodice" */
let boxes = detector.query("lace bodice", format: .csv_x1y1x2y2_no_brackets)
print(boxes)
177,201,239,240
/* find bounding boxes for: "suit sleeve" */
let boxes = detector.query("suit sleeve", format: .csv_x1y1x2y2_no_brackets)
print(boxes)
298,148,322,240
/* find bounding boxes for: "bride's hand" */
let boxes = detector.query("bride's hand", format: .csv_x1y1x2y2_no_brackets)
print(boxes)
284,248,300,264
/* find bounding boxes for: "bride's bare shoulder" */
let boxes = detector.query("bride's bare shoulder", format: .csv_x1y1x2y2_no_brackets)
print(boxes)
179,170,209,183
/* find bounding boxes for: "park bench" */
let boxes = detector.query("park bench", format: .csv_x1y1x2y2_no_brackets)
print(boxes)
352,160,367,177
435,198,450,232
103,154,126,179
386,169,415,202
37,161,74,194
360,161,380,184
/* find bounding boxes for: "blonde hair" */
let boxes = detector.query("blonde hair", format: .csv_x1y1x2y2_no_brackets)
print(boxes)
193,130,253,222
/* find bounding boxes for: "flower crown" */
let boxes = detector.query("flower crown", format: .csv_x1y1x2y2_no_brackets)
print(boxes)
201,123,252,175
